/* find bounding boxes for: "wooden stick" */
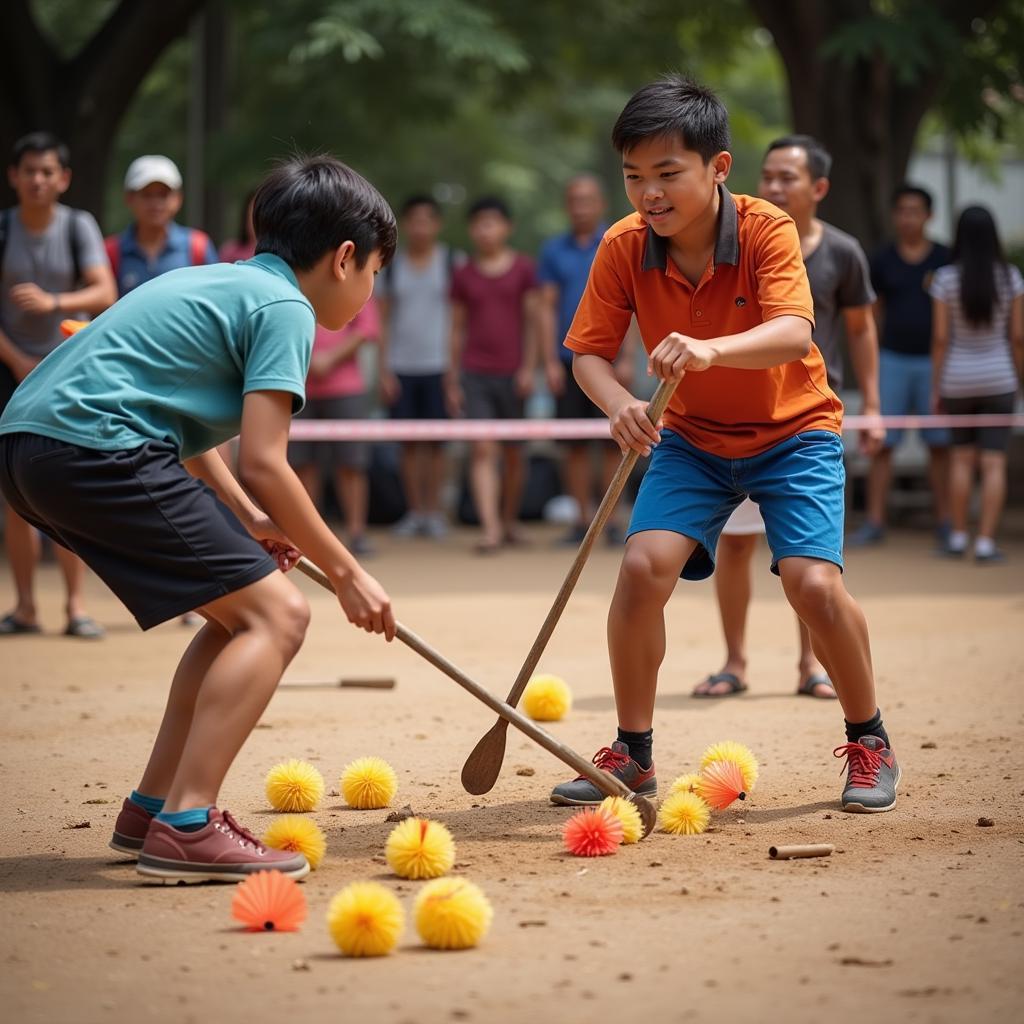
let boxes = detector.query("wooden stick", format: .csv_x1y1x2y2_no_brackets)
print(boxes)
294,556,657,837
768,844,835,860
280,677,397,690
460,376,679,796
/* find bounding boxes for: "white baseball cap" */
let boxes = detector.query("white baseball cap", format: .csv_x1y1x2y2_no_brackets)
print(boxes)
124,155,183,192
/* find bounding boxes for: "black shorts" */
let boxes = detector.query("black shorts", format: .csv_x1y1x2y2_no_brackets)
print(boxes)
288,394,371,471
941,392,1017,451
462,372,523,421
390,373,447,421
0,432,277,629
0,363,18,414
555,365,604,420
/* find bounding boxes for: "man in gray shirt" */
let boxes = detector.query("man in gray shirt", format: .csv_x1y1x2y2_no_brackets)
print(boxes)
693,135,883,701
377,195,458,539
0,132,116,637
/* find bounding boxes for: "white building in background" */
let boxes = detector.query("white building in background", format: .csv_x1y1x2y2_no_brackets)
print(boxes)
908,146,1024,244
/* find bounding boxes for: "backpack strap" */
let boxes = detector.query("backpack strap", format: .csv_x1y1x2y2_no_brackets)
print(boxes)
189,229,211,266
104,235,121,282
68,209,83,285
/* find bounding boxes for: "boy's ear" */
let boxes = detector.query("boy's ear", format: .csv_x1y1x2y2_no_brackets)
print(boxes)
712,151,733,184
811,177,831,203
332,240,357,280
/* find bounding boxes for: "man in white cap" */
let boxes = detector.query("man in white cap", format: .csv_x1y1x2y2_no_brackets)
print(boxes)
105,155,217,296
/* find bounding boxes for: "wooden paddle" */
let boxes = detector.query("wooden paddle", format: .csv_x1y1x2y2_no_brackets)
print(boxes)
294,557,657,837
460,377,679,796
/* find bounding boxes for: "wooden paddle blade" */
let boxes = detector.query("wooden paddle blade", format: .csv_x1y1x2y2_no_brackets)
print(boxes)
460,720,510,795
632,795,658,839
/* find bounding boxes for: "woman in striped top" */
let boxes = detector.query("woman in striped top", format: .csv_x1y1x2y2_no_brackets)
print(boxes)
930,205,1023,562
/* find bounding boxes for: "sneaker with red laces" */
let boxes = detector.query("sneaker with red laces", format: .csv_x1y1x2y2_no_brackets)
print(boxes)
549,740,656,806
109,798,155,857
834,735,901,813
136,808,309,883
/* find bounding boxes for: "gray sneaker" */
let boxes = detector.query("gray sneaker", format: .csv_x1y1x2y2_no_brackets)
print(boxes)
848,521,885,547
550,741,657,806
834,735,900,813
391,513,424,538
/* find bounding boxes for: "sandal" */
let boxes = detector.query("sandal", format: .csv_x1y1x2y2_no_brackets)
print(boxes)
0,612,41,636
473,540,502,556
692,671,748,698
63,615,105,639
797,672,837,699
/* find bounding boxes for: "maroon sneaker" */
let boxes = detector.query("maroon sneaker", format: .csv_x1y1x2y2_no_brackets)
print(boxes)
110,798,155,856
136,808,310,883
550,741,657,805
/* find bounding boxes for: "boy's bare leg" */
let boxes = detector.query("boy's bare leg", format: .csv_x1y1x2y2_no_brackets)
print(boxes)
470,439,502,546
864,448,892,529
609,531,696,729
399,443,424,516
777,557,875,723
565,442,593,523
160,571,310,812
500,443,525,540
54,545,89,623
136,618,233,797
695,533,756,694
336,465,369,540
928,445,951,526
425,443,445,517
796,615,834,696
4,509,41,625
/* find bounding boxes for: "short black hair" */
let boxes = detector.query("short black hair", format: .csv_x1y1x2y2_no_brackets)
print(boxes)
401,194,441,217
891,183,933,212
467,196,511,221
253,154,396,271
12,131,70,169
766,134,832,180
611,74,730,163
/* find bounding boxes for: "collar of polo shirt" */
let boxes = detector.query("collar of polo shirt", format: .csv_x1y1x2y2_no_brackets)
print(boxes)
641,184,740,273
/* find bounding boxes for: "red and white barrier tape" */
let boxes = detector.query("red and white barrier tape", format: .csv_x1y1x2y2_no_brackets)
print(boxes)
289,414,1024,442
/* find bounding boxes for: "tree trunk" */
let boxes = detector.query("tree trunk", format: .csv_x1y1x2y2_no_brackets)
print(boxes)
748,0,998,250
0,0,208,226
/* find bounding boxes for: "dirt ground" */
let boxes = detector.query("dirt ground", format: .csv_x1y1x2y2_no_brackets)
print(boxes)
1,522,1022,1024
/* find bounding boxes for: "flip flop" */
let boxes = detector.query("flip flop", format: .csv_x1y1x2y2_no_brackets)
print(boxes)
797,672,837,699
63,615,105,639
0,612,41,636
692,671,748,698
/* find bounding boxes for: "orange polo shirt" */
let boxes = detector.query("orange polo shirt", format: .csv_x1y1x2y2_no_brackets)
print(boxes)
565,187,843,458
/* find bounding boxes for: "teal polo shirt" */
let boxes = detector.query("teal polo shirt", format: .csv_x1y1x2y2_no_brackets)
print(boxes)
0,254,316,460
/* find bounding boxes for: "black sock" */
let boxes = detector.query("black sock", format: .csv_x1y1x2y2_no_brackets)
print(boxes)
617,727,653,769
845,710,890,749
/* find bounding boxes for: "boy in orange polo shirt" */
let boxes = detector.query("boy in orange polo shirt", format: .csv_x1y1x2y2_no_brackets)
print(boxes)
550,75,899,814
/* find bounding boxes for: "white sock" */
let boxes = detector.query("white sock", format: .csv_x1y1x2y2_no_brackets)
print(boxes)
975,536,996,557
948,530,968,551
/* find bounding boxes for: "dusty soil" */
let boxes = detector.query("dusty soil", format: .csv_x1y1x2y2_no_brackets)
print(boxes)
1,524,1022,1024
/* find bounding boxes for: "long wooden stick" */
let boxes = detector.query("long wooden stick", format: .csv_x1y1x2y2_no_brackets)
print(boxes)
294,557,657,836
460,376,678,795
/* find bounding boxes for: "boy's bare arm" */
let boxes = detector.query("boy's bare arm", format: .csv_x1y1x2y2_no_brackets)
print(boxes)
537,284,565,394
842,304,884,453
233,390,395,637
9,263,116,317
445,301,466,415
574,352,661,457
929,298,950,411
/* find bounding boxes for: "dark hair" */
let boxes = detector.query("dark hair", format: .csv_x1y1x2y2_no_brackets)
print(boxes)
253,154,396,271
766,134,832,180
12,131,70,169
611,74,730,162
467,196,511,221
891,183,933,212
952,205,1008,327
401,194,441,217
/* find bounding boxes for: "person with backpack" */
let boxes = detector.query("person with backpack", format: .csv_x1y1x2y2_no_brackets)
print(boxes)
931,205,1024,563
106,156,218,297
0,131,117,637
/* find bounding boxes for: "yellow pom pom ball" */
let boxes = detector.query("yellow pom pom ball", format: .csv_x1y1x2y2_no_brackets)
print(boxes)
265,759,325,812
522,674,572,722
340,756,398,809
414,877,493,950
262,815,327,870
598,795,642,845
700,740,759,792
668,772,701,797
386,817,456,880
326,881,404,957
658,791,711,836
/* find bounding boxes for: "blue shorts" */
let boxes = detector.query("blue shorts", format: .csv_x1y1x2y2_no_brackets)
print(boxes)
627,429,846,581
879,349,950,448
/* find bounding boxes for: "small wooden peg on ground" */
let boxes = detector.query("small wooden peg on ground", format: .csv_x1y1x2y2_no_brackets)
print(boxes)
769,843,835,860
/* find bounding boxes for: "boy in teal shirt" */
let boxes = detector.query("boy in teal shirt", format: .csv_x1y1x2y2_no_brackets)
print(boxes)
0,155,397,882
